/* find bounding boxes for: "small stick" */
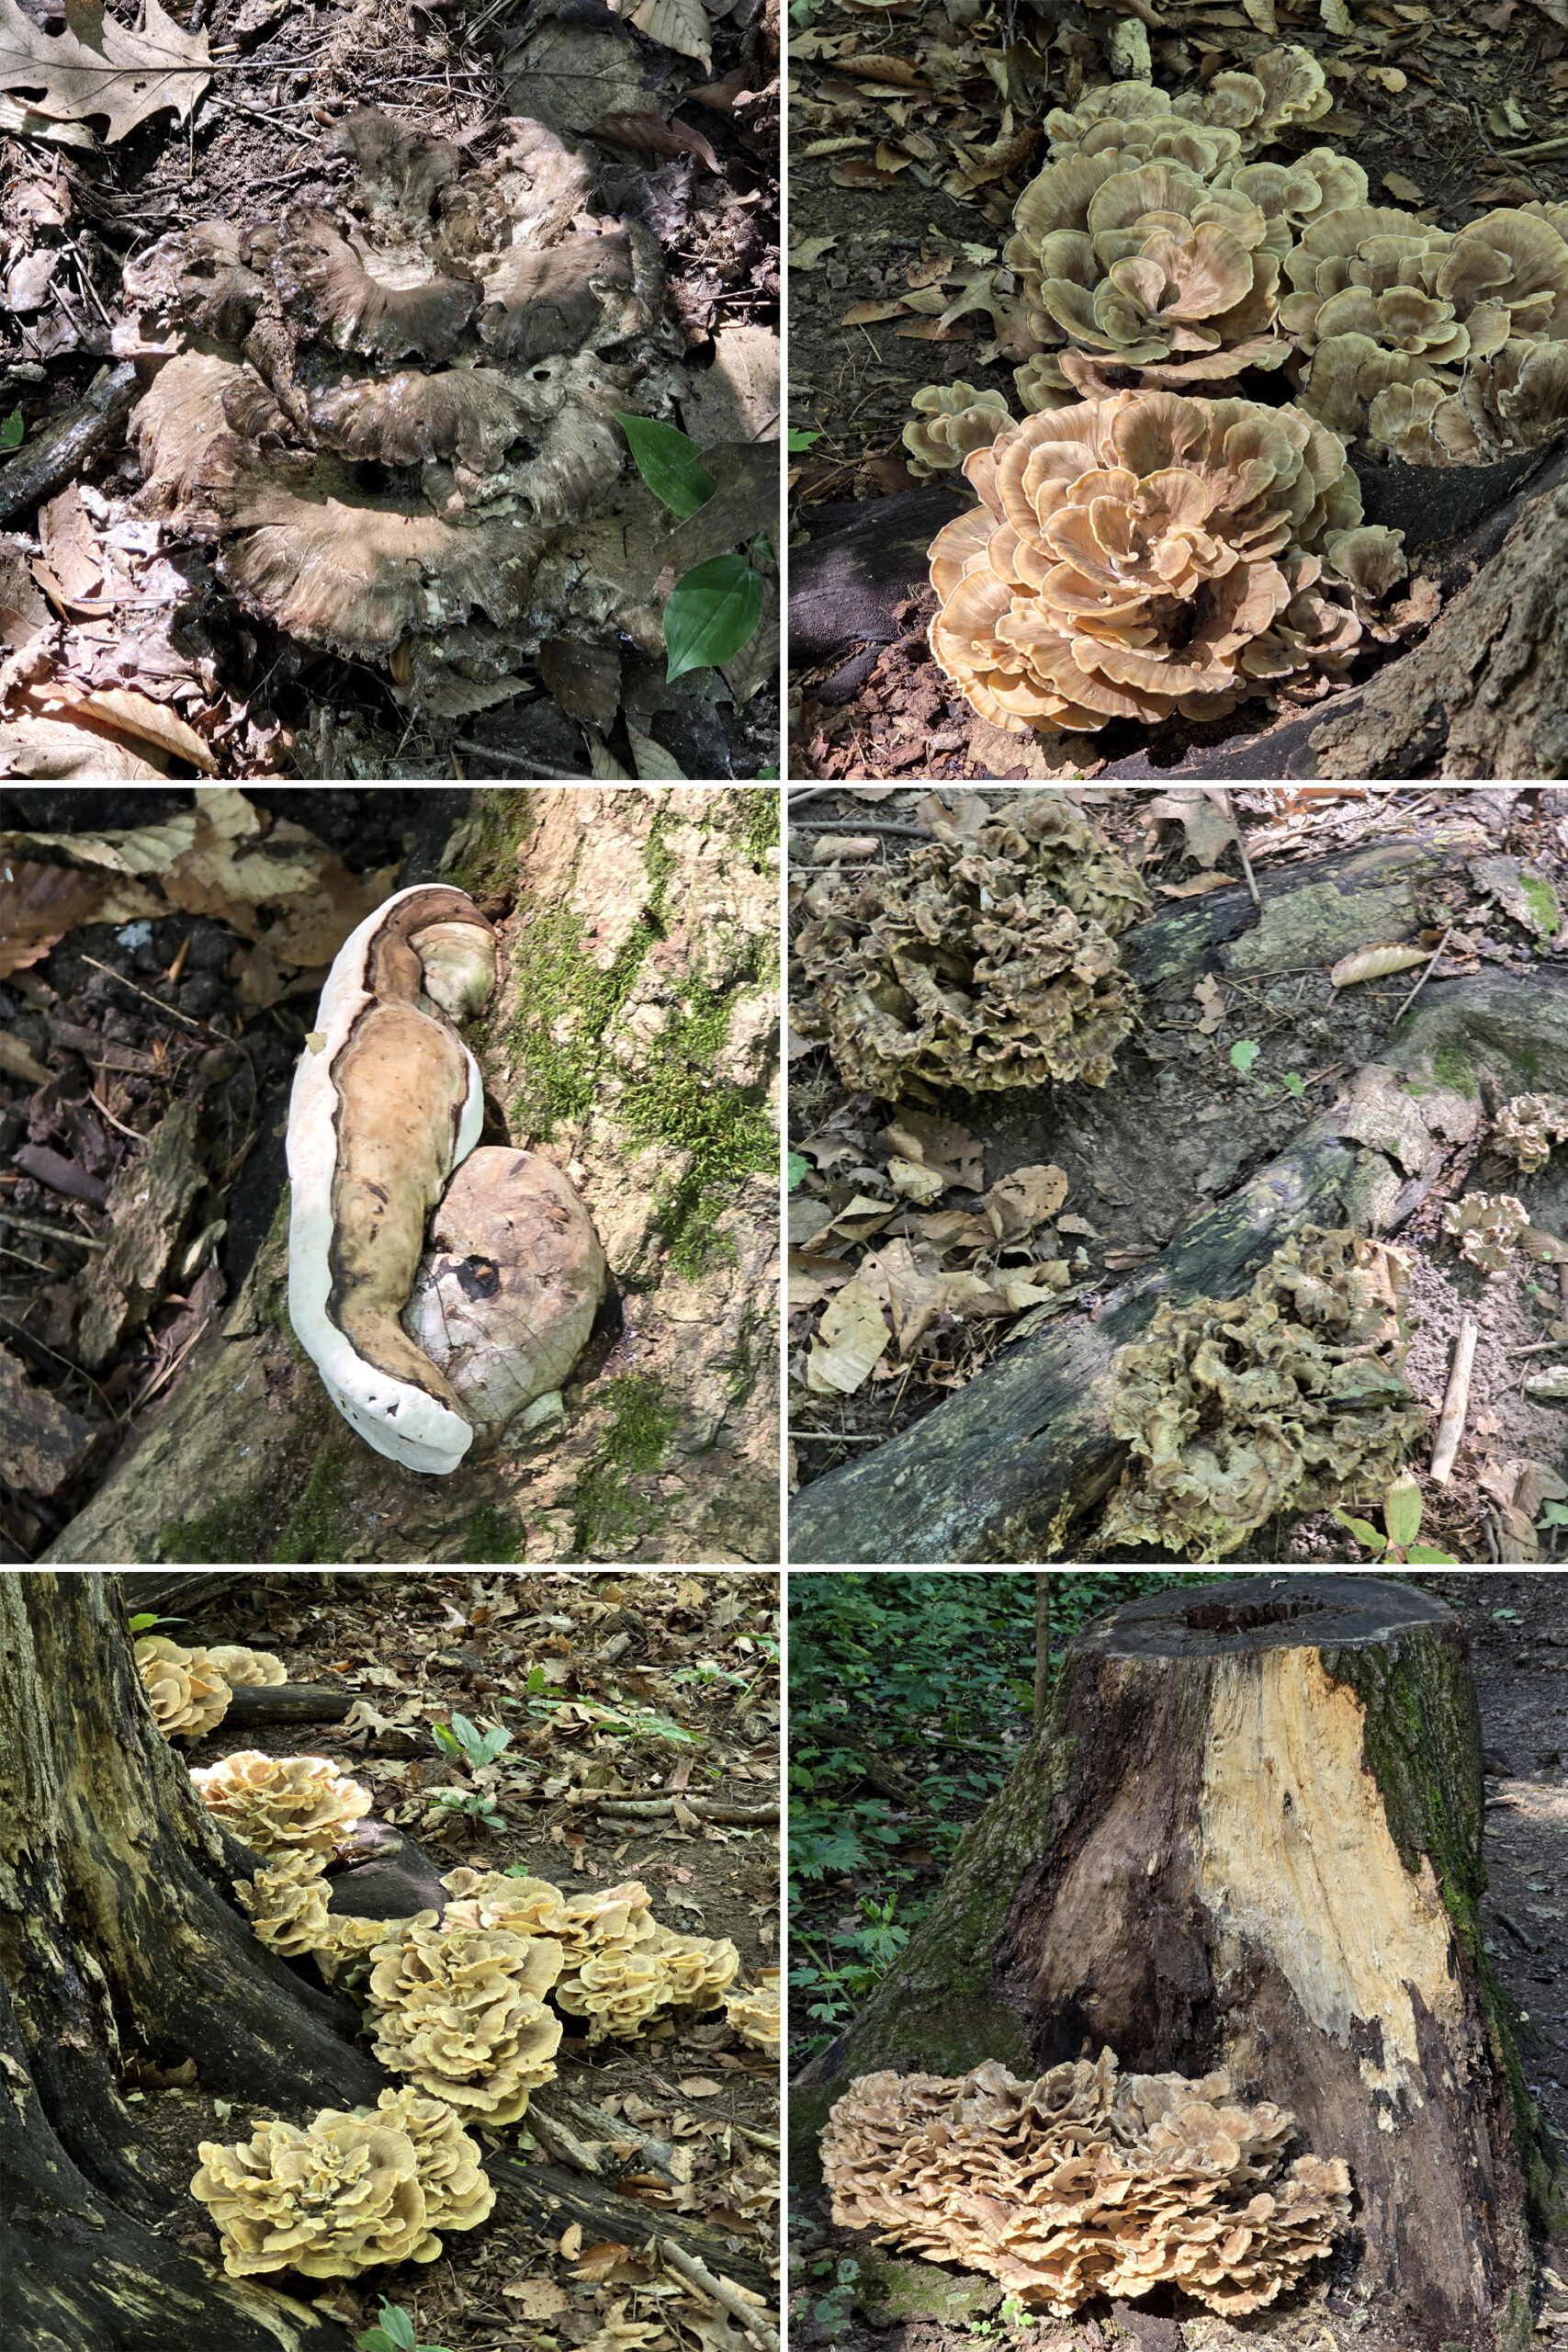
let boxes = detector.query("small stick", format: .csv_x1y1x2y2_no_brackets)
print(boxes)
79,956,209,1033
1220,789,1261,909
787,818,930,836
571,1795,777,1824
1430,1314,1479,1485
0,1209,105,1251
1391,925,1452,1024
660,2241,779,2352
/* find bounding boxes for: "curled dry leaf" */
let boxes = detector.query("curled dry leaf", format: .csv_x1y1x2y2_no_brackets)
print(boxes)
983,1162,1069,1237
805,1276,891,1393
1328,943,1427,987
593,109,721,173
879,1111,983,1193
1158,870,1235,899
1193,974,1225,1035
0,858,106,976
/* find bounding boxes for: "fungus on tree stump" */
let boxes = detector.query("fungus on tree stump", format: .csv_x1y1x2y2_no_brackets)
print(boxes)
794,1576,1550,2352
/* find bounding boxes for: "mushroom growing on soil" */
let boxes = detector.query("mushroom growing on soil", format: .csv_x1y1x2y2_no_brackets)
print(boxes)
1493,1091,1568,1176
118,107,680,704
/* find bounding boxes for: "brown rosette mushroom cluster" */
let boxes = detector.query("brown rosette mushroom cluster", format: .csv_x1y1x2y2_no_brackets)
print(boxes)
904,384,1014,479
1494,1091,1568,1176
725,1971,781,2057
190,2086,491,2278
1041,49,1331,173
1099,1225,1425,1560
1285,200,1568,458
118,107,675,701
552,1881,739,2041
1442,1190,1529,1273
133,1636,232,1739
190,1750,372,1857
793,796,1148,1097
926,390,1400,739
366,1918,566,2124
821,2052,1351,2319
206,1645,288,1688
233,1850,334,1957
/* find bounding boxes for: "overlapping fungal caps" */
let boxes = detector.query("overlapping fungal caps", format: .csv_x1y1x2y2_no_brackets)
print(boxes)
286,885,496,1477
1442,1190,1529,1273
1284,199,1568,457
725,1971,781,2056
547,1880,739,2041
1099,1224,1426,1561
821,2052,1351,2319
190,1749,373,1857
366,1918,566,2125
133,1635,232,1738
1494,1091,1568,1176
120,107,675,691
792,796,1146,1098
205,1644,288,1687
232,1850,334,1957
925,390,1404,738
904,383,1015,479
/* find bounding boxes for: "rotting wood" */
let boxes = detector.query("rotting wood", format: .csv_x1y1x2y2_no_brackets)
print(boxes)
221,1680,355,1727
1430,1313,1480,1486
789,967,1568,1564
484,2152,773,2301
794,1577,1546,2352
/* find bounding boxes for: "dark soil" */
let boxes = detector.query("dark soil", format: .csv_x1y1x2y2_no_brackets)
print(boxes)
787,783,1568,1566
119,1566,781,2352
787,1567,1568,2352
2,0,779,779
787,0,1568,782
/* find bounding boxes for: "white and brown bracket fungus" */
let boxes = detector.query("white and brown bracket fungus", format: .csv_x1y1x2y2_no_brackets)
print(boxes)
1100,1225,1426,1560
190,1750,373,1857
821,2051,1351,2319
793,796,1147,1098
286,884,608,1476
118,107,681,702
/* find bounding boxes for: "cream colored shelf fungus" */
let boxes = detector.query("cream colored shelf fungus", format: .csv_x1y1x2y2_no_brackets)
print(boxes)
287,884,497,1476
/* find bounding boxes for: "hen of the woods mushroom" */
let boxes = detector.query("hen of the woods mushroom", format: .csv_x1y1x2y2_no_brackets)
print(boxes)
133,1639,284,1739
118,107,682,711
1100,1225,1427,1561
821,2052,1351,2317
793,797,1147,1097
908,42,1568,737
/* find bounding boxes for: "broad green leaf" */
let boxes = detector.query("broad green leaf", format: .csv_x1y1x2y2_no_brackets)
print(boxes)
1281,1071,1305,1098
2,408,23,451
1229,1038,1260,1074
787,427,822,451
614,412,716,520
788,1151,809,1192
1331,1507,1384,1553
449,1711,478,1747
1382,1474,1422,1552
363,2309,416,2352
1406,1545,1460,1564
665,554,765,682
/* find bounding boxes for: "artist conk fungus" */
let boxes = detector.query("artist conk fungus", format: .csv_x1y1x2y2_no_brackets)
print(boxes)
366,1919,566,2124
821,2052,1351,2319
924,390,1406,739
725,1972,781,2057
118,107,679,703
189,2087,491,2279
190,1750,373,1858
794,796,1149,1099
1100,1224,1425,1561
133,1636,232,1739
1442,1190,1530,1273
1493,1091,1568,1176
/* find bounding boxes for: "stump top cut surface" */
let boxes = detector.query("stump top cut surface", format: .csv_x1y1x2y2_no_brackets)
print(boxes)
1075,1575,1455,1661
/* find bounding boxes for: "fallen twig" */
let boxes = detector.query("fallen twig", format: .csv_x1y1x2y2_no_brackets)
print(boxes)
1391,925,1452,1024
0,1210,104,1252
455,741,589,777
576,1794,778,1825
1221,789,1261,909
1430,1314,1479,1486
787,819,929,836
660,2240,780,2352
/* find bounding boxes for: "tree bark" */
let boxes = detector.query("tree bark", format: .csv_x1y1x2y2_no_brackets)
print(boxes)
789,967,1568,1564
794,1576,1551,2352
0,1570,380,2351
1309,472,1568,778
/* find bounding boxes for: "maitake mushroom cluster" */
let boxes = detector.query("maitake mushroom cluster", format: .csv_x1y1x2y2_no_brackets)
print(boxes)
118,107,678,706
1493,1091,1568,1177
1442,1190,1530,1274
925,390,1402,736
821,2051,1351,2318
793,796,1147,1097
725,1971,781,2057
1100,1224,1426,1560
366,1916,566,2125
190,2084,492,2278
134,1636,234,1740
191,1749,373,1856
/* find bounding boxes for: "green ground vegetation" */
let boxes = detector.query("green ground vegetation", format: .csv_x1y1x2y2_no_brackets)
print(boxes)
788,1572,1190,2064
570,1373,682,1559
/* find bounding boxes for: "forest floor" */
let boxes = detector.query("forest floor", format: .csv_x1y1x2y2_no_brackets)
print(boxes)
787,782,1568,1567
2,0,779,778
131,1566,781,2352
786,1566,1568,2352
786,0,1568,781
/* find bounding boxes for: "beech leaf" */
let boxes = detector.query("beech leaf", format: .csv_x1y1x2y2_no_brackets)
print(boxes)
1328,944,1427,988
625,0,711,68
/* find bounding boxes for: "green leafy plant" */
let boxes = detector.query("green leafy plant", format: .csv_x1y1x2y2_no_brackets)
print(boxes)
1230,1038,1261,1075
357,2301,452,2352
999,2297,1038,2331
127,1611,186,1633
788,1151,809,1192
615,412,716,519
664,551,767,682
431,1711,511,1771
809,2256,861,2337
519,1664,696,1745
1333,1473,1458,1565
788,427,823,451
1280,1071,1306,1099
1,409,23,452
1538,1501,1568,1531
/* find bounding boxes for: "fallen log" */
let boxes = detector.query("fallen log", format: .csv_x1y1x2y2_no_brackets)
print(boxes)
789,967,1568,1564
220,1681,355,1727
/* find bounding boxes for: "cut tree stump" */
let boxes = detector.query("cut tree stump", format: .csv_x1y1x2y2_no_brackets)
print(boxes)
794,1576,1553,2351
789,965,1568,1564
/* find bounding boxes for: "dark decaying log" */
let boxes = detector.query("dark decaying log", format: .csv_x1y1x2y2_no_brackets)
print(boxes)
794,1577,1551,2351
789,966,1568,1566
222,1681,355,1726
1,1572,374,2352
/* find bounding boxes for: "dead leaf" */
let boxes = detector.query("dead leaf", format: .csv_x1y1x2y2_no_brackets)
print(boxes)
983,1163,1068,1236
1328,943,1427,987
1057,1213,1102,1239
504,2280,572,2315
805,1277,891,1393
79,687,217,775
1320,0,1353,28
0,713,165,777
0,0,211,144
800,1193,896,1254
0,857,105,975
1157,870,1235,899
880,1109,983,1192
831,157,898,187
841,300,905,325
592,108,720,171
37,482,100,605
558,2223,583,2260
1193,974,1226,1035
788,1249,853,1308
1382,170,1424,200
886,1154,947,1204
790,236,838,269
675,2076,726,2097
622,0,710,68
1145,786,1240,869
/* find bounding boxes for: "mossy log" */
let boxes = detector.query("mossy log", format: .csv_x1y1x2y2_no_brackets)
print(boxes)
795,1576,1552,2351
0,1571,379,2351
789,966,1568,1565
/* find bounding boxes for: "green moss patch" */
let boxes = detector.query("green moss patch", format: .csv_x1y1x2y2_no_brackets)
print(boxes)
461,1505,525,1565
275,1442,355,1565
570,1374,681,1559
853,2254,1001,2329
445,788,536,902
157,1486,276,1565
